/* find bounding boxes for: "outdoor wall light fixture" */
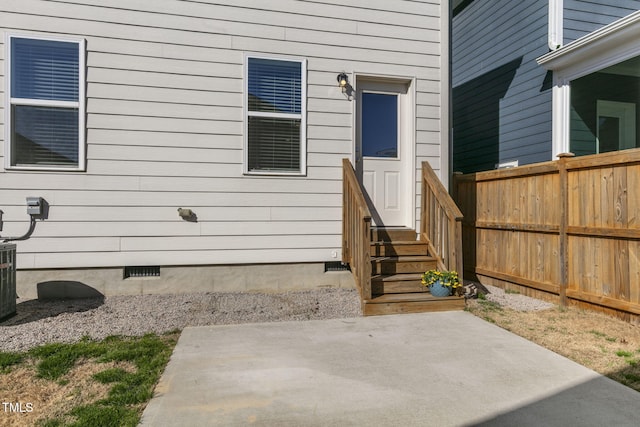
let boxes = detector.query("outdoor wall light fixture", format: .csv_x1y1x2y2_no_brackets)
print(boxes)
337,72,349,88
336,72,353,100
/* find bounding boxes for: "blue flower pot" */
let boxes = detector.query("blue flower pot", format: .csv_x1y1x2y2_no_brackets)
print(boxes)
429,280,452,297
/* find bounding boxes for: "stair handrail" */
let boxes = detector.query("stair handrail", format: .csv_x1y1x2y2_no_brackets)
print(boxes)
420,161,464,278
342,158,372,300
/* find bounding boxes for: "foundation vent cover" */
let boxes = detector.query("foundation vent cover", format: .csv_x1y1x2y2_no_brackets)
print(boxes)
324,262,351,272
124,266,161,279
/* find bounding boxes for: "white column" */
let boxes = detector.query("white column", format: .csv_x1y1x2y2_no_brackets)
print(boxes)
548,0,564,50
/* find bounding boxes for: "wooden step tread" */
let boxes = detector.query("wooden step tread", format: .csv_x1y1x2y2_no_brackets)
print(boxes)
371,240,424,245
371,255,435,262
371,274,427,294
371,256,437,275
370,241,429,256
365,292,463,304
371,273,423,282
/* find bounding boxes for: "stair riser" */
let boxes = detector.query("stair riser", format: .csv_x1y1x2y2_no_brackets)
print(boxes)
371,261,436,275
363,299,466,316
370,229,416,242
372,280,427,294
370,244,429,257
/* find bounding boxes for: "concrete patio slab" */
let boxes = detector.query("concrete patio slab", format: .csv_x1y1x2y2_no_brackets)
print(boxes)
140,312,640,426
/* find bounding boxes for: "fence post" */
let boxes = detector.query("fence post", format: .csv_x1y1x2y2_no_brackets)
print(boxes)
557,152,574,307
451,171,463,203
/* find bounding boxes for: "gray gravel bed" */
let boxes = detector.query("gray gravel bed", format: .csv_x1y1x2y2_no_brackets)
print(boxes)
480,283,555,311
0,288,361,352
0,283,554,353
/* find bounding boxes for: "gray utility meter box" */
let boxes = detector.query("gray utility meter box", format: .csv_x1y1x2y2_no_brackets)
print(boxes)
26,197,43,216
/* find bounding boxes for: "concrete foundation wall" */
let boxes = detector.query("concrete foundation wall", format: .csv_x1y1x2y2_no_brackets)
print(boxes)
17,263,355,300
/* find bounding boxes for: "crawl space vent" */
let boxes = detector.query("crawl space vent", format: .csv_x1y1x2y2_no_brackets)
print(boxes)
124,266,160,279
324,262,350,272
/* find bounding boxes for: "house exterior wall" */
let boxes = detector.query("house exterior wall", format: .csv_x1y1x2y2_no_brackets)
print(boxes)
564,0,640,43
0,0,447,294
452,0,640,174
452,0,552,174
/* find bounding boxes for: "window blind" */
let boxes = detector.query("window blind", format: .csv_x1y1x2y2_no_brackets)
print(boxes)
248,58,301,114
11,38,79,102
9,37,81,168
246,57,303,173
12,106,79,166
248,117,300,171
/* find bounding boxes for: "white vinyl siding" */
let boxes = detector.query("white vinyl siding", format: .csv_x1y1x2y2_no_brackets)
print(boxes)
5,34,86,170
0,0,445,269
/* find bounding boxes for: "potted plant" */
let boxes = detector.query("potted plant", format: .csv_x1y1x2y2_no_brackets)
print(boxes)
421,269,462,297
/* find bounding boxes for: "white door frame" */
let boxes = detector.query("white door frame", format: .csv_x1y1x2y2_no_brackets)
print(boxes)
596,100,636,153
352,73,416,228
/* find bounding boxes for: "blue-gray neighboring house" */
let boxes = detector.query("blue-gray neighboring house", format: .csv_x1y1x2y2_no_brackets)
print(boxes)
452,0,640,173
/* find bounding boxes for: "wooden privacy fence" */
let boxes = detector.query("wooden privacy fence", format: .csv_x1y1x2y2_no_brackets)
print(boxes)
454,148,640,320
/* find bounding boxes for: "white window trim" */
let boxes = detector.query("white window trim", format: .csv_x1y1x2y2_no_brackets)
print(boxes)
537,10,640,156
243,54,307,176
496,159,519,169
5,33,86,171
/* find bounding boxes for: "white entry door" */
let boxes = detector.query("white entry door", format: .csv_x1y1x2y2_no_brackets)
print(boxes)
356,79,413,227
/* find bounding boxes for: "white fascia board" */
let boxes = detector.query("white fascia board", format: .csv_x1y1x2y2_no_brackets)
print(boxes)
537,10,640,78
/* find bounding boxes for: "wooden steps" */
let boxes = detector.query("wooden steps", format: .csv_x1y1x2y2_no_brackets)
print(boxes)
363,292,466,316
371,240,429,256
371,255,437,275
371,273,426,294
370,227,416,242
363,227,465,316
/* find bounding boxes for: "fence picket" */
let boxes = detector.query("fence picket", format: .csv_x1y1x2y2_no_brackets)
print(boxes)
454,148,640,321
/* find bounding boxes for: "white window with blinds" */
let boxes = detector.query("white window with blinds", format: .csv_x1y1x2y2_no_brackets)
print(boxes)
5,35,85,170
244,56,306,175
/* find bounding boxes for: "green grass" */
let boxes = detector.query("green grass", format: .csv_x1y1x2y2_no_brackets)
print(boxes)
623,373,640,382
93,367,130,384
588,330,618,342
0,332,178,426
466,296,504,325
0,351,24,373
477,299,503,312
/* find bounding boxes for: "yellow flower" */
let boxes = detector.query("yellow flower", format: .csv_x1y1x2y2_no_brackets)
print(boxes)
421,269,461,288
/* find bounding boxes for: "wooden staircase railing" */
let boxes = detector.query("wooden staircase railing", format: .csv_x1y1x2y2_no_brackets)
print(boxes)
420,161,464,277
342,158,372,301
